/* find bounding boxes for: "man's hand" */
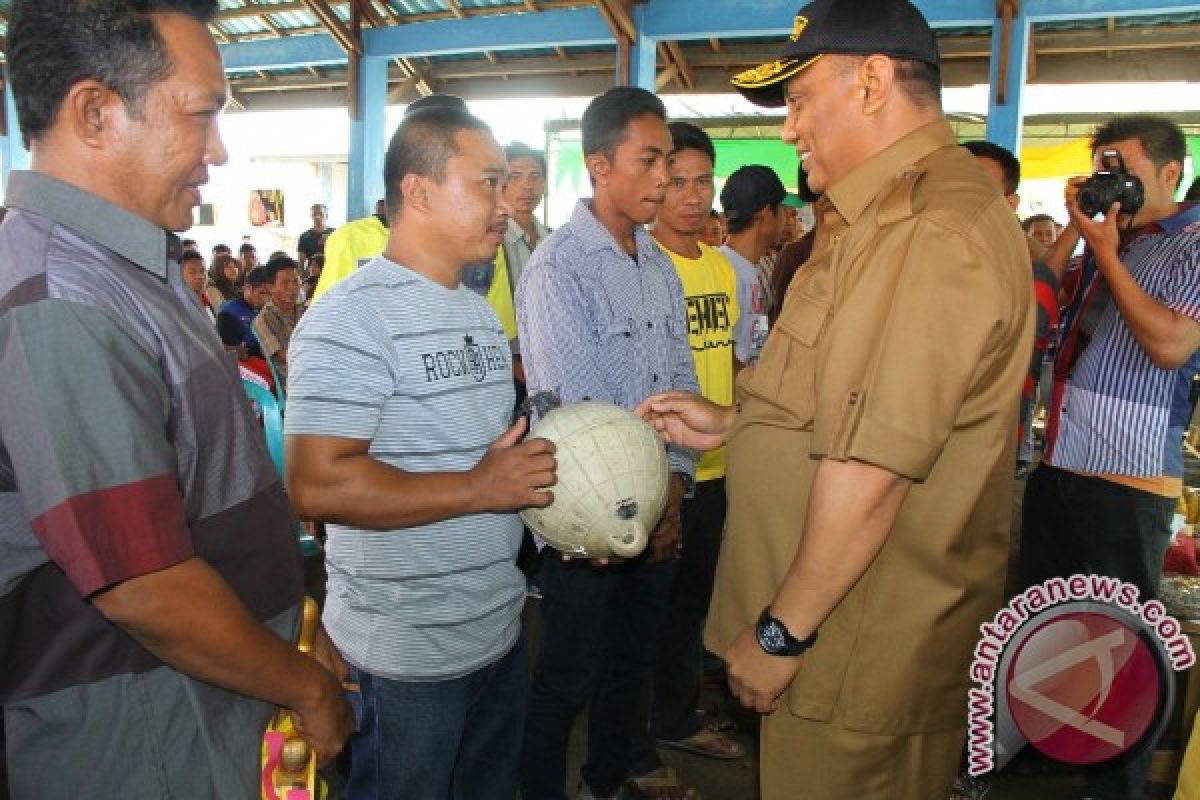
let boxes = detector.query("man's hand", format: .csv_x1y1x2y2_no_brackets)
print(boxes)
288,669,357,766
648,473,685,563
90,558,358,767
725,626,803,714
1065,172,1122,263
634,391,736,452
313,624,355,691
470,417,557,512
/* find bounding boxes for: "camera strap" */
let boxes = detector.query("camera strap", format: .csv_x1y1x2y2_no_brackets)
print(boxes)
1057,248,1110,378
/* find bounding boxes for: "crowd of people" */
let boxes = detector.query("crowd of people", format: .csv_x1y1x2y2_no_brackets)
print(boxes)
3,2,1200,800
166,208,332,393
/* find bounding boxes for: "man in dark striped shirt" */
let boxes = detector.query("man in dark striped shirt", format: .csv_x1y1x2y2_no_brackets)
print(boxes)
0,4,352,797
1018,114,1200,800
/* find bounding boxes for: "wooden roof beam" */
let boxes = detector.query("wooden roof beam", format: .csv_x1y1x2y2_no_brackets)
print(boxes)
595,0,636,45
301,0,361,55
377,1,404,24
355,0,387,28
400,57,437,96
664,40,694,89
258,14,288,38
654,62,679,92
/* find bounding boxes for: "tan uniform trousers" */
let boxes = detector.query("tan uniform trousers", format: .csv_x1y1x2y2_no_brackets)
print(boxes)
760,712,966,800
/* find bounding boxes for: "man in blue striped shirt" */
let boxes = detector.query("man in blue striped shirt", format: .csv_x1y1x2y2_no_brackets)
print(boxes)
1018,114,1200,800
516,87,700,800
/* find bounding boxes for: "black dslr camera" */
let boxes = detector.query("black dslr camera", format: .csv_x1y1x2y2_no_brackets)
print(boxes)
1076,149,1144,217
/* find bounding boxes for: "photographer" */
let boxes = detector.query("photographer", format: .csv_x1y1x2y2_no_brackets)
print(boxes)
1016,114,1200,800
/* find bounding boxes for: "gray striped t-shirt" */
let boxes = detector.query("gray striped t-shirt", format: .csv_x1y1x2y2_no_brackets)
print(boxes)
286,256,523,681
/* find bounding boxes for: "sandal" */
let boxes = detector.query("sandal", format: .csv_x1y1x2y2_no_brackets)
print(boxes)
624,766,701,800
696,702,737,733
656,729,744,760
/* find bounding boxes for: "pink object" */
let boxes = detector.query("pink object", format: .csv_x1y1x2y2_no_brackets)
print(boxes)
262,730,286,800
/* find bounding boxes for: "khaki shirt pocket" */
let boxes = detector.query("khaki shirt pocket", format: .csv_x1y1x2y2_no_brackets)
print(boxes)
742,290,830,428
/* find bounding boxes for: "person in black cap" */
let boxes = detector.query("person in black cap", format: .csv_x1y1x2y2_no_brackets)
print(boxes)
635,1,1034,798
718,165,788,368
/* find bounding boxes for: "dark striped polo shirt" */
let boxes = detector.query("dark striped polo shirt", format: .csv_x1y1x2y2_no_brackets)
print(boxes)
0,171,304,798
1045,203,1200,484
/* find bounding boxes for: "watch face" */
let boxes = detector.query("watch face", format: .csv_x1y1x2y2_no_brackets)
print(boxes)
759,619,788,654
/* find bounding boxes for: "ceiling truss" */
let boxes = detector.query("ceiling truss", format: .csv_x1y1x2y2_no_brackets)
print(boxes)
187,2,1200,104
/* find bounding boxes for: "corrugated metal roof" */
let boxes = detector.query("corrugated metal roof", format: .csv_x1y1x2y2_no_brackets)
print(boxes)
214,0,343,39
1037,11,1200,31
386,0,528,14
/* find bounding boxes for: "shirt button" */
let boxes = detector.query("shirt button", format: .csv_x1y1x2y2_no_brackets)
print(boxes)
647,321,654,329
847,391,859,405
653,374,659,382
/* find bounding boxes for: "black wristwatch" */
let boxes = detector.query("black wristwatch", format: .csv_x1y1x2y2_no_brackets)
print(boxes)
756,607,817,657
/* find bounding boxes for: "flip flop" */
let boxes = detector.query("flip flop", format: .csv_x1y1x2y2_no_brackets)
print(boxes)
624,766,701,800
656,729,744,760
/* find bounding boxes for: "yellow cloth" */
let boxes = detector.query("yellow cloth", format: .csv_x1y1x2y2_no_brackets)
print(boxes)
484,246,517,344
310,215,388,303
1179,711,1200,799
662,242,739,481
1019,137,1093,180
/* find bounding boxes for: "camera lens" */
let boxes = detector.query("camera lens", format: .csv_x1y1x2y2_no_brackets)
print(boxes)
1077,178,1113,217
1076,169,1144,217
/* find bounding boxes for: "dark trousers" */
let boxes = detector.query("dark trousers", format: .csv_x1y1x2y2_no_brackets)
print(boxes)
343,636,526,800
630,478,727,775
1016,463,1175,800
521,552,675,799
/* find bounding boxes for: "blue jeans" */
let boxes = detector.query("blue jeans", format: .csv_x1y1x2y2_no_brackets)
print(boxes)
521,553,676,799
343,636,526,800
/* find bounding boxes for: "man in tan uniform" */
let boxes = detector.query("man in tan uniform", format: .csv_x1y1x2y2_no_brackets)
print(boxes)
637,1,1034,797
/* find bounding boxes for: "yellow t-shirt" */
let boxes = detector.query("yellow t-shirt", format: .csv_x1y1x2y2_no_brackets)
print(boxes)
310,215,389,303
662,241,740,481
484,246,517,345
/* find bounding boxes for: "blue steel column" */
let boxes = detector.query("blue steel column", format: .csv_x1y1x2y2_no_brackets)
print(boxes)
347,55,388,222
985,5,1031,154
2,72,31,191
625,3,656,90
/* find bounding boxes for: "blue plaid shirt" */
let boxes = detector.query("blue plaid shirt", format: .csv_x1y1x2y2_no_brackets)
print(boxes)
516,199,698,480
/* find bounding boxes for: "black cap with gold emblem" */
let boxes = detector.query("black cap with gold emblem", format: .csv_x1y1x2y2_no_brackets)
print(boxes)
732,0,940,108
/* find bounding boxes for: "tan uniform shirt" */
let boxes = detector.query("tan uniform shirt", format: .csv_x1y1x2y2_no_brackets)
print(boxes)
705,120,1035,735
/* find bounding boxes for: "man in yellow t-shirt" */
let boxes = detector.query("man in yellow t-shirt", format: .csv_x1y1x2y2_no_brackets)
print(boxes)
628,121,742,797
309,210,388,303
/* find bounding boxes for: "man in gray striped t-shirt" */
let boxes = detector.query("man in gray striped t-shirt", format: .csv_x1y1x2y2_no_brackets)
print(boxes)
286,106,556,800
